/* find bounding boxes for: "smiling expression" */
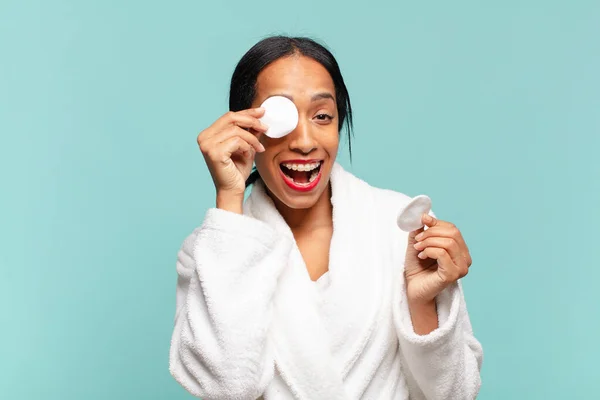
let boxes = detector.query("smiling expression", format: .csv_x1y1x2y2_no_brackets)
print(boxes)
251,55,340,210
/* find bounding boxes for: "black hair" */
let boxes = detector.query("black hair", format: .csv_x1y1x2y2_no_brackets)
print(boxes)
228,36,354,188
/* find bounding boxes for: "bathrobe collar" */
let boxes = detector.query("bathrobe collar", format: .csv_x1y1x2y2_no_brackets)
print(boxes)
245,162,384,399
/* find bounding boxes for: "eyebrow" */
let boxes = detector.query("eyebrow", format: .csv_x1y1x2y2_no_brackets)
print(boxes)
272,92,335,102
311,92,335,102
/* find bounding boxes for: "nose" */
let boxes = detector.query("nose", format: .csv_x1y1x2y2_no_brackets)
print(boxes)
288,119,317,155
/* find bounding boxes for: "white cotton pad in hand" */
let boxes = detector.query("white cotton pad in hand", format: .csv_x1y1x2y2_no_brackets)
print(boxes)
396,195,432,232
259,96,299,138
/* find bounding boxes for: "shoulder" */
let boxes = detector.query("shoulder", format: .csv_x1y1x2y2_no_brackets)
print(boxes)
371,185,413,213
369,183,414,233
336,166,412,265
336,164,414,215
334,164,417,242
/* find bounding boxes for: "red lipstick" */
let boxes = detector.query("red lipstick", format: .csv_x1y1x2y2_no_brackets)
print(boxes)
279,160,323,192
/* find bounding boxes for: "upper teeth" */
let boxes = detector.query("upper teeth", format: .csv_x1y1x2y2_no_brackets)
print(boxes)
283,162,321,171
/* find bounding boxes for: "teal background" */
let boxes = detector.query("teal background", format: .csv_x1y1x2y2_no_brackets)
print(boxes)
1,0,598,398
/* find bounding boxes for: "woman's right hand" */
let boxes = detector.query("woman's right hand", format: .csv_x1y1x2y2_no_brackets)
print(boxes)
197,108,268,209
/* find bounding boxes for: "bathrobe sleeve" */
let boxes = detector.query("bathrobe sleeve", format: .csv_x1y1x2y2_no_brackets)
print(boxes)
169,208,292,400
393,278,484,400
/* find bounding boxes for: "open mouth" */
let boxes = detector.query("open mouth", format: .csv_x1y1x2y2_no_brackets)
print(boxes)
279,160,323,191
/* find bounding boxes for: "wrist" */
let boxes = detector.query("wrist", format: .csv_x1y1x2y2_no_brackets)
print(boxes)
407,298,438,335
216,191,244,215
408,297,437,311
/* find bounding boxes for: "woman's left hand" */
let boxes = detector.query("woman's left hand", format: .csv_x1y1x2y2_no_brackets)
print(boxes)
404,214,472,305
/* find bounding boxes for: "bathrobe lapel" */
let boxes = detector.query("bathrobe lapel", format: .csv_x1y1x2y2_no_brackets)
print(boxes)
320,164,384,380
245,163,383,399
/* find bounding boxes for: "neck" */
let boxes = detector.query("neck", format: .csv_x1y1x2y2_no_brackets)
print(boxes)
269,183,333,232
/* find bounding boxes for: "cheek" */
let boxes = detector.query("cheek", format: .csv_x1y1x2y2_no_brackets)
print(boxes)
254,152,266,171
323,129,340,153
254,149,276,177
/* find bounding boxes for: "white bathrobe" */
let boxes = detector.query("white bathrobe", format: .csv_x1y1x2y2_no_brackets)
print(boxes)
169,163,483,400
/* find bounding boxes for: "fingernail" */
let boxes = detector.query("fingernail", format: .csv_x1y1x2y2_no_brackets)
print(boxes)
256,107,265,112
418,251,426,259
259,144,266,152
423,214,432,222
415,233,423,241
413,242,421,250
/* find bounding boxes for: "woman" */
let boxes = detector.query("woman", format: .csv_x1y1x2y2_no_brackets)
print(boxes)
169,36,483,400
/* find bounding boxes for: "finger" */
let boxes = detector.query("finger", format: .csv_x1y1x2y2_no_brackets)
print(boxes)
422,213,439,228
414,222,467,247
222,126,266,153
406,227,425,261
230,113,268,133
413,237,464,266
205,108,267,139
224,109,268,131
423,214,457,228
408,226,425,242
246,126,267,141
417,246,451,265
417,247,465,282
416,225,472,267
236,107,266,118
217,136,254,161
207,125,265,153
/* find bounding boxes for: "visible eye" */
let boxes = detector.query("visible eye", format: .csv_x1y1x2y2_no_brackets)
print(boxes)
315,113,334,121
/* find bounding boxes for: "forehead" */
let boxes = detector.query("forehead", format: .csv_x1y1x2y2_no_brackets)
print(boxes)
255,55,335,99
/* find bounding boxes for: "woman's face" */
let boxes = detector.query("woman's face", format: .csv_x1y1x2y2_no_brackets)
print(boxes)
251,55,339,210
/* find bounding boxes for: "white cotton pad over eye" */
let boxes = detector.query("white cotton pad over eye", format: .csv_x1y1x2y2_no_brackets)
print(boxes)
259,96,299,139
396,195,432,232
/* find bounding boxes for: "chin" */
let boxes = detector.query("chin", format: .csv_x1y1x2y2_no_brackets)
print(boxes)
278,192,322,210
